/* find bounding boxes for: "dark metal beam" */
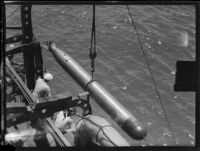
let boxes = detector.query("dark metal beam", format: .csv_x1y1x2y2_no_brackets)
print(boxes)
20,5,43,88
34,44,43,78
21,4,35,90
6,90,92,127
6,96,72,127
6,34,22,44
6,26,22,30
6,43,34,56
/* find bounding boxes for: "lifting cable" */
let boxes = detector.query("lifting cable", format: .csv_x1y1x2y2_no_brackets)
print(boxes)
85,4,97,104
126,5,178,146
89,4,97,80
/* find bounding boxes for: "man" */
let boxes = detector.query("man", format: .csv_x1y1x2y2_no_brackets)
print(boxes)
32,72,53,103
31,72,54,147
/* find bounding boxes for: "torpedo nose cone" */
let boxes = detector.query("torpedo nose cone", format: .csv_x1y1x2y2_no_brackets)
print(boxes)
121,118,147,140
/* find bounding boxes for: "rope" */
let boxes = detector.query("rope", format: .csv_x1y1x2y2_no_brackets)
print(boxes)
126,5,178,146
75,114,118,146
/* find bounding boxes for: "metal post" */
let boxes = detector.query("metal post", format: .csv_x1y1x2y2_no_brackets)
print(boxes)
21,4,35,90
34,44,43,78
21,4,43,89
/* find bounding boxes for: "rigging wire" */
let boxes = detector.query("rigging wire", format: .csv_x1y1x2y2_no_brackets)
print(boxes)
1,6,20,24
4,6,21,37
75,114,118,146
126,5,178,146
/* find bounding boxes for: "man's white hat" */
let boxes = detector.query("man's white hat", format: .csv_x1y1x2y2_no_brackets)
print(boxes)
44,72,53,81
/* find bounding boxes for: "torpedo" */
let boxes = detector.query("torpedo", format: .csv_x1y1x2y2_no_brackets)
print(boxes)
48,43,147,140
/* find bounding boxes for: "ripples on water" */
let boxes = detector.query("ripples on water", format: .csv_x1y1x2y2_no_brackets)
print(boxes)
6,4,195,146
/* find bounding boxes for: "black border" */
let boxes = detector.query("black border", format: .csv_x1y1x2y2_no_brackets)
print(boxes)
1,1,200,151
1,1,6,147
195,2,200,151
2,1,200,5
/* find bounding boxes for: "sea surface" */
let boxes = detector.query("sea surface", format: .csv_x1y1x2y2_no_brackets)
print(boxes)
6,4,196,146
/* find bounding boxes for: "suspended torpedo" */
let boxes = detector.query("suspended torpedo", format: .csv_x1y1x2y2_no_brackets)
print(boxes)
47,43,147,140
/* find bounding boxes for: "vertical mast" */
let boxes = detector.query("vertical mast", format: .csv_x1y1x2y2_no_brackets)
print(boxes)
21,4,43,90
21,4,35,90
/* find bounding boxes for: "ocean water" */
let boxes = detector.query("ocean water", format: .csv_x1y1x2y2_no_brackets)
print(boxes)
6,4,195,146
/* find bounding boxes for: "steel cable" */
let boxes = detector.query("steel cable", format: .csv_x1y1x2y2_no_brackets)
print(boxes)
1,6,20,24
89,4,97,80
126,5,178,146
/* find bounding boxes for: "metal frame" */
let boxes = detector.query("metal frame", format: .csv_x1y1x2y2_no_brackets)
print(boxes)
3,4,72,146
6,58,73,146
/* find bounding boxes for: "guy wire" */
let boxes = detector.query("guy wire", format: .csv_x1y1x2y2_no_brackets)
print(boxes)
126,5,178,146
